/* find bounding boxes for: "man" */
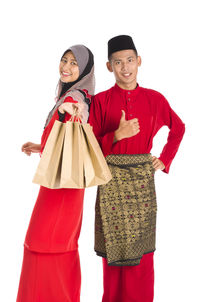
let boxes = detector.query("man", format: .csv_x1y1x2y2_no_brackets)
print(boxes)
89,35,185,302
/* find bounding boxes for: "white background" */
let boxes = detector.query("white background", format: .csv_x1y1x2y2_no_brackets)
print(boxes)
0,0,199,301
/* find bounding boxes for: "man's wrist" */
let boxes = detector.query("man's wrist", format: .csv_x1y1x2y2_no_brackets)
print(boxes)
114,129,122,143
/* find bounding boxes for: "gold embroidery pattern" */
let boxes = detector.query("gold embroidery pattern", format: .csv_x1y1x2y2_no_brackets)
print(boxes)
95,154,157,266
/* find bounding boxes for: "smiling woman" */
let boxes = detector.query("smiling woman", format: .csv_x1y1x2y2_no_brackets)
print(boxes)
16,44,95,302
59,51,80,83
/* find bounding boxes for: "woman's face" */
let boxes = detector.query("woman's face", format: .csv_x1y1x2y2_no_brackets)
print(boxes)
59,51,79,83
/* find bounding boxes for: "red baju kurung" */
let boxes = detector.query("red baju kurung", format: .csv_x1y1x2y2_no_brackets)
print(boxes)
89,83,185,302
17,97,85,302
24,100,84,254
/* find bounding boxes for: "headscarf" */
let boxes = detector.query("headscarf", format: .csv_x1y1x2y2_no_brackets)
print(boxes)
44,44,95,128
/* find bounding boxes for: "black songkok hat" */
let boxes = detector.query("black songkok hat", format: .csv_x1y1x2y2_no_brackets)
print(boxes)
108,35,137,59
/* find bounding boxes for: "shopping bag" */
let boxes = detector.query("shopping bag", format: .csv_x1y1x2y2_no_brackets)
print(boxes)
81,123,112,187
32,120,66,188
60,119,84,188
33,113,112,189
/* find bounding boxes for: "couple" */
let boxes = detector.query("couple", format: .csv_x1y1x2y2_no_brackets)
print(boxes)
17,35,185,302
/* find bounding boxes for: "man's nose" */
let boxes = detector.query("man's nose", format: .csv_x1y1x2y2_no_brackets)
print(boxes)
121,62,128,71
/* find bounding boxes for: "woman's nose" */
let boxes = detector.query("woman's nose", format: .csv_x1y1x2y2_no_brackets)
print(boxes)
63,62,70,70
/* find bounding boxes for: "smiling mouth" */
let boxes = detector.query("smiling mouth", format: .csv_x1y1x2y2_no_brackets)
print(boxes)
122,73,132,78
62,72,72,77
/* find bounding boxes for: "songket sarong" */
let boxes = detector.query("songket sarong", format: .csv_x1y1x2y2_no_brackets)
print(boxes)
95,154,157,266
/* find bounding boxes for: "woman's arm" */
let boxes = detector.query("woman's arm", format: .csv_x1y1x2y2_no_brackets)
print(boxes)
40,90,91,154
58,99,88,123
58,90,90,123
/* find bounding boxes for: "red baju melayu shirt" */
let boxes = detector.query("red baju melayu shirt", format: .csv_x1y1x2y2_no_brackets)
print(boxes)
89,83,185,173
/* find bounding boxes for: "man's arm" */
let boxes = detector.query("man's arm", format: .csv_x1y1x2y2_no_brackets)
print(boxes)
158,96,185,173
88,95,115,157
114,110,165,171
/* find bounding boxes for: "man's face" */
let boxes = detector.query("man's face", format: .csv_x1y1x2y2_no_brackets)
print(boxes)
107,49,141,89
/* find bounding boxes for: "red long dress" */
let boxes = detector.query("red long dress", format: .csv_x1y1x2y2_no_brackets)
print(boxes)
16,97,85,302
89,83,185,302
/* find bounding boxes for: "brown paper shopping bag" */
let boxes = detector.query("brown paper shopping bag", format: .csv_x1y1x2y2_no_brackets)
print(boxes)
79,125,96,187
81,123,112,187
33,120,66,188
60,120,84,188
33,114,111,189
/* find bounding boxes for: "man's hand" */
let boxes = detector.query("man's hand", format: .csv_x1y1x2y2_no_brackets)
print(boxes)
114,110,140,142
21,142,41,156
152,156,165,171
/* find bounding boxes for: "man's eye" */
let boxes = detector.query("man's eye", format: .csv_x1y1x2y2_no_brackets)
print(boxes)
62,59,67,63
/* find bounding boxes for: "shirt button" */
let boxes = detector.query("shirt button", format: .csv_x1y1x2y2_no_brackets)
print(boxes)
130,114,133,117
128,92,131,95
130,105,133,109
128,98,131,101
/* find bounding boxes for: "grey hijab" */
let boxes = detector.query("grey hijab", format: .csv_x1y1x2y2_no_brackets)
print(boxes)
44,44,95,128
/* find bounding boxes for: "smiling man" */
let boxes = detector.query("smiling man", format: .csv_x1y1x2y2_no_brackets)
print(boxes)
89,35,185,302
107,49,141,90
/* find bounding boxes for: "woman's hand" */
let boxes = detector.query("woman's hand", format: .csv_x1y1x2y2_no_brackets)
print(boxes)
22,142,41,156
58,102,85,116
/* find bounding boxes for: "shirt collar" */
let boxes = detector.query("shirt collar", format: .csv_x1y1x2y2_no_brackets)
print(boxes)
114,83,140,98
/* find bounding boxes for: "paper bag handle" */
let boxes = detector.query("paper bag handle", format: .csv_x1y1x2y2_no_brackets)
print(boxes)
69,108,82,123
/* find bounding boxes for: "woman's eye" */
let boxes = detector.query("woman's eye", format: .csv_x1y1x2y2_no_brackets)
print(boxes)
71,62,77,65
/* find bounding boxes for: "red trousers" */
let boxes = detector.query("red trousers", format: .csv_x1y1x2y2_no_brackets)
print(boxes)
16,248,81,302
102,252,154,302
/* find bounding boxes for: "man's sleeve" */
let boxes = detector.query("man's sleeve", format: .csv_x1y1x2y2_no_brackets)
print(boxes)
158,95,185,173
88,95,115,156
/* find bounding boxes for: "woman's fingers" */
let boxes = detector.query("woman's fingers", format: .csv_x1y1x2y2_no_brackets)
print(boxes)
24,150,31,156
22,148,31,155
22,142,31,151
21,142,34,154
62,102,85,116
72,104,86,121
22,146,31,153
61,103,74,115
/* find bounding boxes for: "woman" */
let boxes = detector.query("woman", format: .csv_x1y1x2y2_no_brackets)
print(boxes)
16,44,95,302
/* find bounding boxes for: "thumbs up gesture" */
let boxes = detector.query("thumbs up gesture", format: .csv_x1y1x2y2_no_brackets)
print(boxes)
114,110,140,142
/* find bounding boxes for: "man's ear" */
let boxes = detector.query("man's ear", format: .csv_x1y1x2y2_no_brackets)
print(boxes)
106,61,113,72
137,56,142,67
